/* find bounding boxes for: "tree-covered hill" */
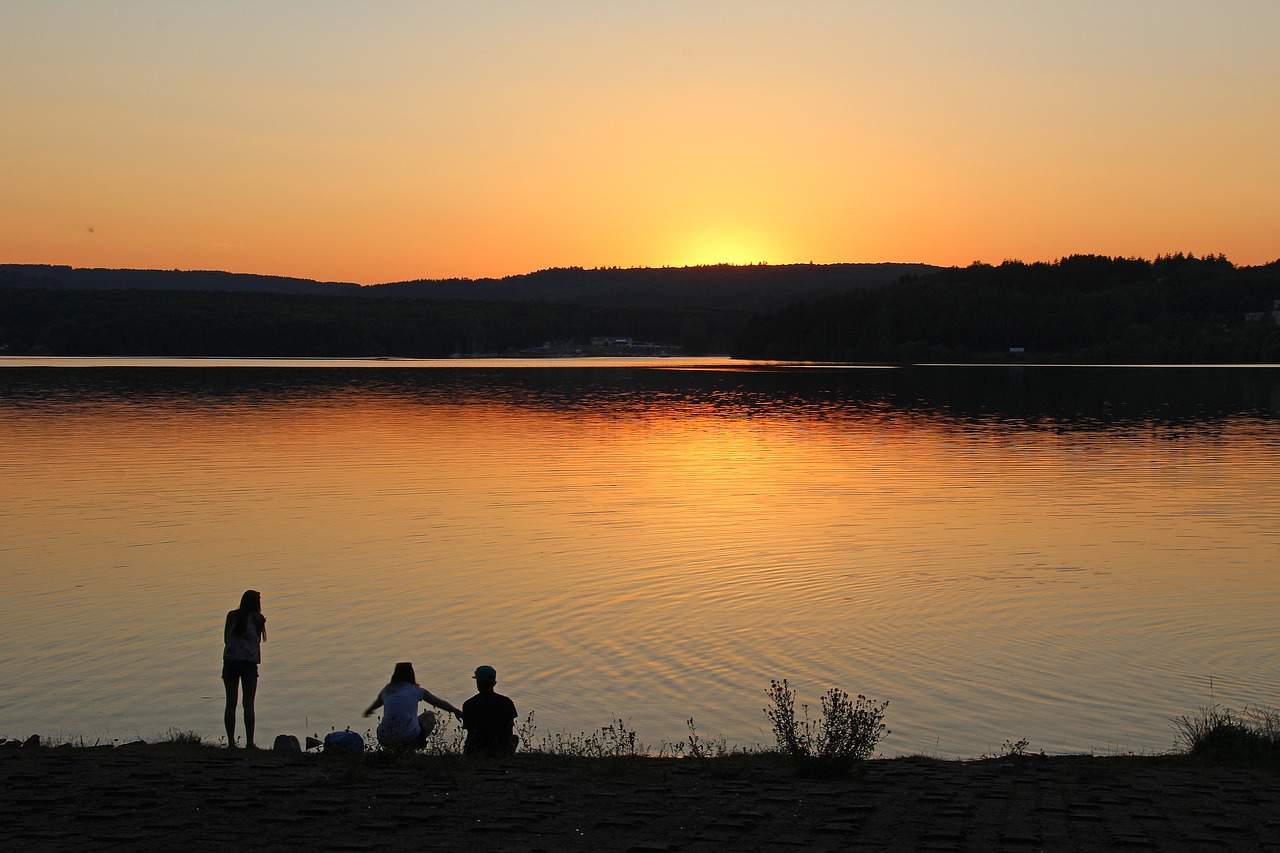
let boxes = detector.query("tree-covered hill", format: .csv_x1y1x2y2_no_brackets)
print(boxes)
369,262,939,311
1,262,938,313
0,264,362,296
0,261,935,358
5,256,1279,361
731,255,1280,363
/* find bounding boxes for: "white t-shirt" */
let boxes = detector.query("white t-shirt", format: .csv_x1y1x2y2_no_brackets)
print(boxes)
377,683,429,742
223,612,265,662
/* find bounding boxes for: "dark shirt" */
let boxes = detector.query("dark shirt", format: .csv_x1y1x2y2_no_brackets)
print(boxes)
461,689,518,757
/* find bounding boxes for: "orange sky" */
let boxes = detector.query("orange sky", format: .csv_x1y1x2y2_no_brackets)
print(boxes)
2,2,1278,284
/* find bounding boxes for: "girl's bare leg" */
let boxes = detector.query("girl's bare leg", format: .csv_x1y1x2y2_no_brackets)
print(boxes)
223,676,239,746
241,676,258,748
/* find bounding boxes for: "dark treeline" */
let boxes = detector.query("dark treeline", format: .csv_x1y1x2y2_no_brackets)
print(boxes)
0,261,932,357
0,286,744,357
371,262,938,311
5,255,1280,361
731,254,1280,363
1,262,935,313
0,264,362,296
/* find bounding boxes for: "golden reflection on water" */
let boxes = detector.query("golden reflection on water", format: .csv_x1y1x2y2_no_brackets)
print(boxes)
1,366,1278,756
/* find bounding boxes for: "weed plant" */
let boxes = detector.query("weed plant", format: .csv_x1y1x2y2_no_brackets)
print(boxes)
422,713,466,755
981,738,1044,760
159,728,204,746
526,718,665,758
515,711,538,751
685,718,730,761
764,679,889,775
367,711,688,762
1171,703,1280,767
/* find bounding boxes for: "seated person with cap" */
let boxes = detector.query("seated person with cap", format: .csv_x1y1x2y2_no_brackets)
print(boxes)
461,665,519,757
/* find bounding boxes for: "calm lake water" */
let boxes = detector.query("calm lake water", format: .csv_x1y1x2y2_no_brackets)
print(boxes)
2,358,1278,758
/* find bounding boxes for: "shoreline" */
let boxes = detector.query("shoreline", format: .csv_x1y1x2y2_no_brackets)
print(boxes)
4,744,1278,851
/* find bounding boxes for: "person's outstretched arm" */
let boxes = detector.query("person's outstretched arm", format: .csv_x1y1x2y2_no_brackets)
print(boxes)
363,694,384,717
422,689,462,718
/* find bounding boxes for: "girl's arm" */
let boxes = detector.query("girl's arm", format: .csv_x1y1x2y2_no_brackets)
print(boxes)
422,689,462,718
363,694,384,717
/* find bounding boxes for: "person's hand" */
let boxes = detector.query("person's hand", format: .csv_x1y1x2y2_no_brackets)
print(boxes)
362,709,372,718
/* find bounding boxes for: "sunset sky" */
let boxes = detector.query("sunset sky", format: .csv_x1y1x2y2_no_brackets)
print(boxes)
3,1,1278,284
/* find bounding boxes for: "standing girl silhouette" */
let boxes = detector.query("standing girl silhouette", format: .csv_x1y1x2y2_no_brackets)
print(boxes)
222,589,267,748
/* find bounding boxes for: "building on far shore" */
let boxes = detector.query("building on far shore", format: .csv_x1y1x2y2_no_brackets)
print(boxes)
1245,299,1280,324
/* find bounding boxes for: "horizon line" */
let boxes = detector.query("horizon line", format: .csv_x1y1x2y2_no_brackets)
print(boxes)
5,252,1275,288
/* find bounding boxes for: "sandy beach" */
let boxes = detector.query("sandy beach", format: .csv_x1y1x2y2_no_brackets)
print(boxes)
3,745,1278,851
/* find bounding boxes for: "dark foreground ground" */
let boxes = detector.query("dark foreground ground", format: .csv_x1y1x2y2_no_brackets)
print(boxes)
2,746,1279,852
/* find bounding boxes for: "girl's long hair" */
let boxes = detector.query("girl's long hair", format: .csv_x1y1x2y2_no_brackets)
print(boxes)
230,589,263,638
387,661,417,689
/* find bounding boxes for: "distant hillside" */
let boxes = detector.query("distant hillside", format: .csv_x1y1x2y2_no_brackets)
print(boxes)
1,262,939,313
0,265,363,296
368,263,940,311
6,256,1279,362
732,254,1280,363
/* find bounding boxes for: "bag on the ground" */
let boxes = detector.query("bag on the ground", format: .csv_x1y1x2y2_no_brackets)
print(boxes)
323,730,364,753
272,734,301,753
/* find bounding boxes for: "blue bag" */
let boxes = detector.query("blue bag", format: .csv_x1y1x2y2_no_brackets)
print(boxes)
323,730,365,753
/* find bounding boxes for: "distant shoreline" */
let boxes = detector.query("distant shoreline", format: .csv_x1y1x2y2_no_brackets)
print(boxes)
6,255,1278,362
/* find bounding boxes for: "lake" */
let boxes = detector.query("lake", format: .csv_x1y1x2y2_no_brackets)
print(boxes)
1,357,1277,757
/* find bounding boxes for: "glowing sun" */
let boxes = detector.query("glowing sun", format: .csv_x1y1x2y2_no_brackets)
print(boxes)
671,229,786,267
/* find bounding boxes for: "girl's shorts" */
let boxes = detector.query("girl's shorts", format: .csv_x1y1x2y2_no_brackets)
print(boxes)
222,659,259,680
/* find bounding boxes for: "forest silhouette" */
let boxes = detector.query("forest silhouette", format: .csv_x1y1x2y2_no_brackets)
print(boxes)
3,256,1278,362
732,255,1280,363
